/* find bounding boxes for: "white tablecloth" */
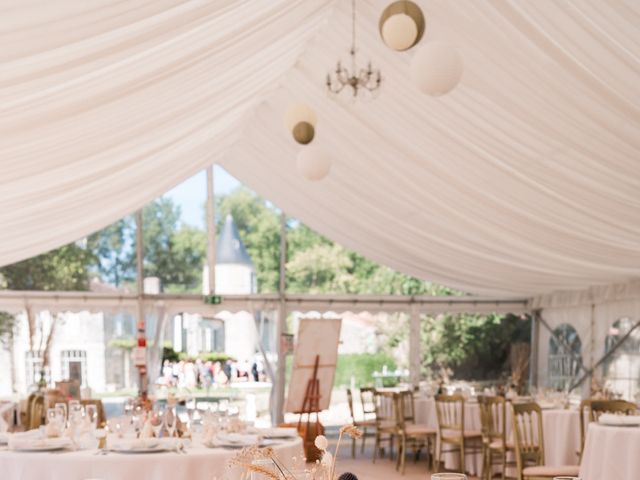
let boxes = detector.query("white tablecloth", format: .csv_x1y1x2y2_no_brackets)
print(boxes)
579,423,640,480
414,397,581,475
0,436,303,480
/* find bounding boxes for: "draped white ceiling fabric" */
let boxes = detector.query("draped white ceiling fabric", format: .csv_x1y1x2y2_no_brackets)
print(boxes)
1,0,640,298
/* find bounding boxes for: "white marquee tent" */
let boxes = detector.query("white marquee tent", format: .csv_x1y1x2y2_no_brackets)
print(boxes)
1,0,640,400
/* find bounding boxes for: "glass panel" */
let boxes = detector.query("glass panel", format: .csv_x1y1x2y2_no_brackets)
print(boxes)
548,323,582,390
603,317,640,400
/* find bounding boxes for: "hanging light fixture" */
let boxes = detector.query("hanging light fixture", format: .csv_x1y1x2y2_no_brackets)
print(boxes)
379,1,425,52
326,0,382,97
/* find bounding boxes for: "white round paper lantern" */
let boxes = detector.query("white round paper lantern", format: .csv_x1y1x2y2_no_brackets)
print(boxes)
296,146,331,181
410,42,463,96
381,13,418,51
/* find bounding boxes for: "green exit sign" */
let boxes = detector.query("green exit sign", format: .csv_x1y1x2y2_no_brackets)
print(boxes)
203,295,222,305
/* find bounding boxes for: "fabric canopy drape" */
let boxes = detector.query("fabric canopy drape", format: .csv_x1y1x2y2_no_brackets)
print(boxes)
1,0,640,297
0,0,334,263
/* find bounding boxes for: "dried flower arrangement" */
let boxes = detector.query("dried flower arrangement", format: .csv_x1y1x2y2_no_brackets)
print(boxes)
229,424,363,480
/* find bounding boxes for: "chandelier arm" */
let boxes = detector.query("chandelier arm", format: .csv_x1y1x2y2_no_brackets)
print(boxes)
326,0,381,98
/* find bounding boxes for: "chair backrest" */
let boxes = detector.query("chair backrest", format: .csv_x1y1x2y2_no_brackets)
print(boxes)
346,388,356,422
373,390,398,429
23,393,37,428
395,390,416,430
28,394,45,430
589,399,637,420
360,387,376,417
511,402,544,477
435,394,465,435
478,395,506,444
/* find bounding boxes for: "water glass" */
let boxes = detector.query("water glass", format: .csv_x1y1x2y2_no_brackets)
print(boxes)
47,407,57,425
431,474,468,480
69,403,84,424
54,402,68,423
85,404,99,429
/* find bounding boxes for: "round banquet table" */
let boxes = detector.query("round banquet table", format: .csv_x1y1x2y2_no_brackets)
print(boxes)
0,436,303,480
579,423,640,480
414,397,581,476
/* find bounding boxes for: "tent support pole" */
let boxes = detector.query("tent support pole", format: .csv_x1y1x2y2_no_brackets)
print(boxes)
529,311,539,389
135,210,147,397
569,319,640,392
206,165,216,295
272,211,287,425
409,305,421,388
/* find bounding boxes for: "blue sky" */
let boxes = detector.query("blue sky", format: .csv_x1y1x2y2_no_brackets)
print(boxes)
163,165,240,229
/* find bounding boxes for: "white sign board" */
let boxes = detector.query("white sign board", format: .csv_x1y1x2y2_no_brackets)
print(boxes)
285,318,342,413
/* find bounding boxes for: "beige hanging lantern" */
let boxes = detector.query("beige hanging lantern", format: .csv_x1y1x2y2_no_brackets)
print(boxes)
379,1,425,51
284,103,317,145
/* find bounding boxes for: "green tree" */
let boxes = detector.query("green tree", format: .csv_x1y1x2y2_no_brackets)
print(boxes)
0,243,94,290
286,244,354,293
0,311,15,346
87,217,135,287
420,313,531,380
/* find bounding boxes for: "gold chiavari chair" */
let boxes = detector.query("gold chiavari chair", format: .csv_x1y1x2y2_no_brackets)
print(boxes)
28,394,45,430
578,398,637,460
372,390,398,463
511,402,579,480
22,393,38,429
395,390,437,474
434,394,482,474
346,387,377,458
478,395,514,480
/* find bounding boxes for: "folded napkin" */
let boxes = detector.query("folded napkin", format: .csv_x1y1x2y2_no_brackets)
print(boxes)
599,413,640,426
215,433,259,446
8,436,71,451
249,427,298,438
109,437,176,451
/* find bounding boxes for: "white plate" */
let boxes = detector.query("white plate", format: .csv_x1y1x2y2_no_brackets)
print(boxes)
111,446,171,454
12,444,68,452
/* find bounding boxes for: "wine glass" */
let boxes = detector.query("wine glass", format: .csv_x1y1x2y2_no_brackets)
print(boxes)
164,406,177,438
69,402,84,425
46,407,61,436
185,396,196,428
54,402,68,426
150,405,165,438
123,398,135,417
431,474,467,480
85,404,99,429
129,404,144,435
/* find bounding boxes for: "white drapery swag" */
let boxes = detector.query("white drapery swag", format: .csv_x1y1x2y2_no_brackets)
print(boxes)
1,0,640,297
